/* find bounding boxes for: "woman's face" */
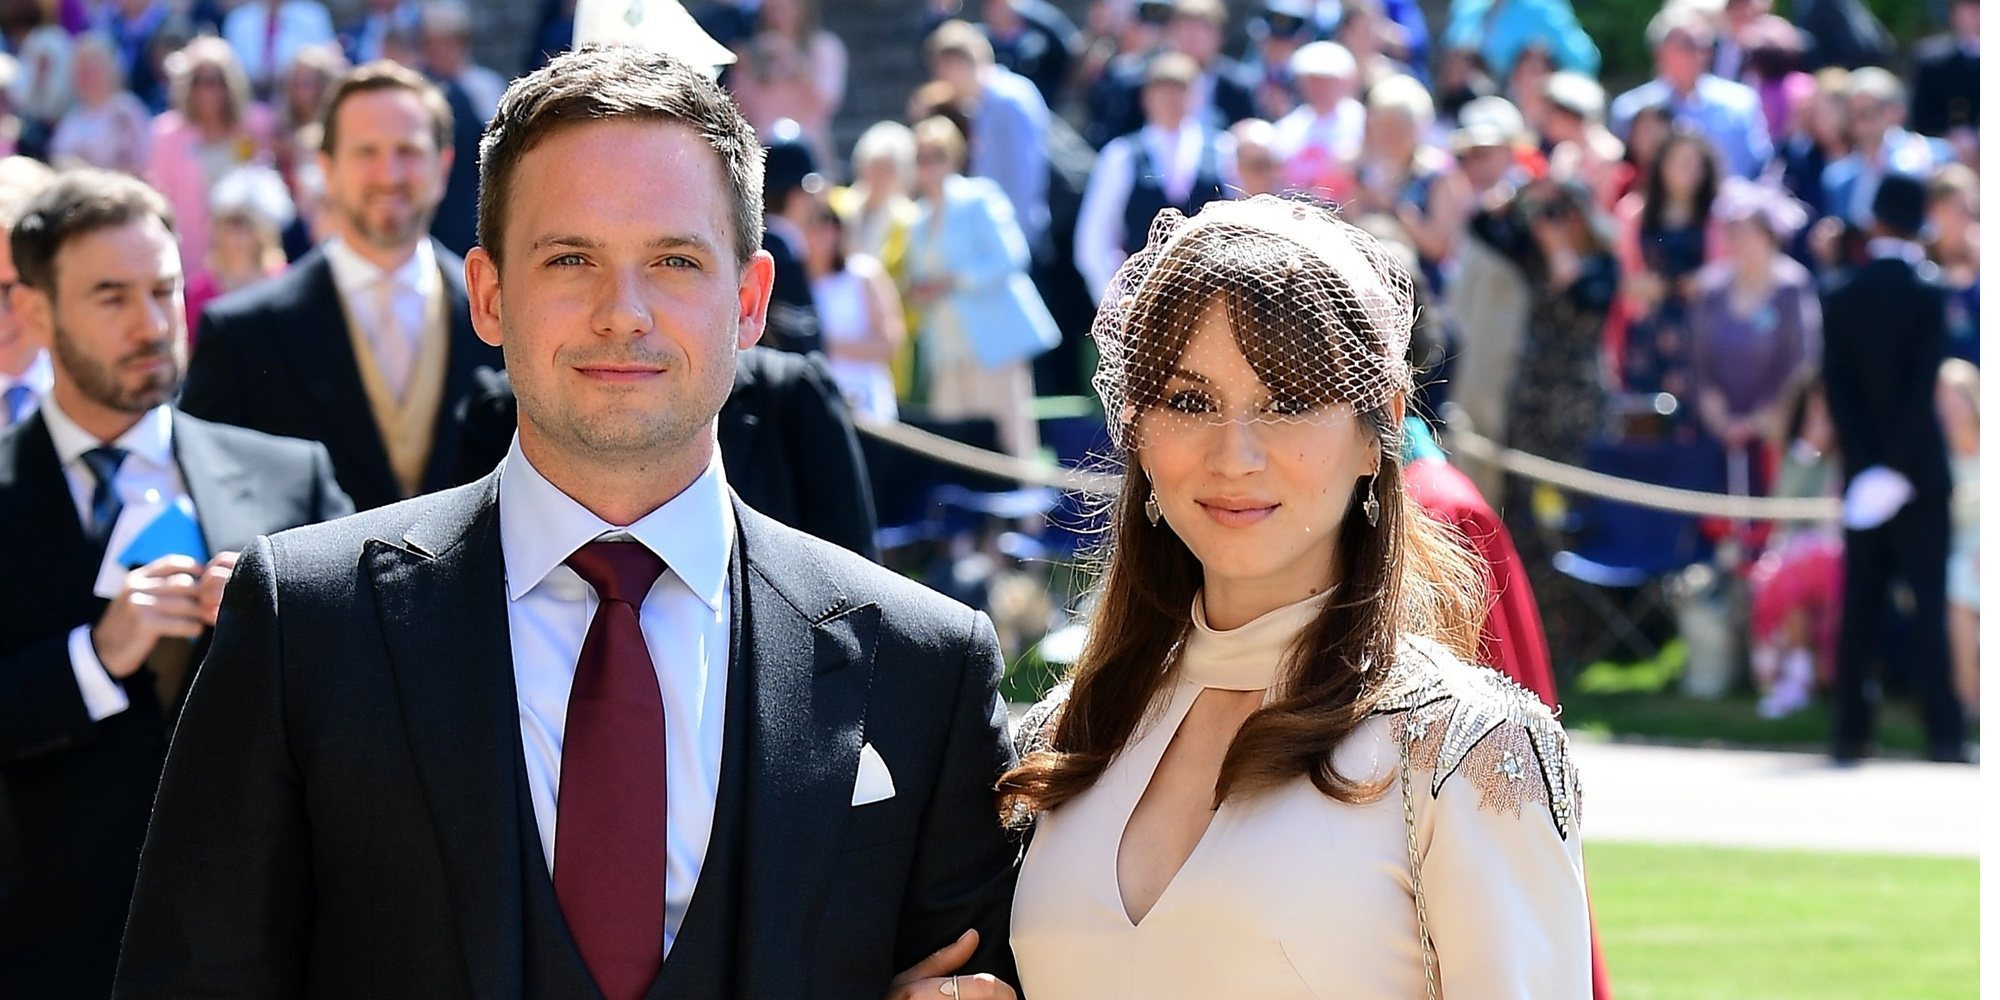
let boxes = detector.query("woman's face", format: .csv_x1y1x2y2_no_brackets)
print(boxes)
212,216,262,269
857,154,904,199
1724,217,1775,264
1660,139,1707,200
915,142,952,192
1628,113,1669,168
75,48,112,103
188,66,228,123
803,203,841,267
1138,308,1378,599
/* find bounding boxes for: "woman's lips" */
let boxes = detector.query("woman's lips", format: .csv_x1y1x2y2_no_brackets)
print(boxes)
1196,499,1278,527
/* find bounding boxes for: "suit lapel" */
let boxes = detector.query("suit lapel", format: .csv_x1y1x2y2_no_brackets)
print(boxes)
732,503,881,996
366,473,525,1000
271,252,402,504
0,414,98,608
171,414,257,555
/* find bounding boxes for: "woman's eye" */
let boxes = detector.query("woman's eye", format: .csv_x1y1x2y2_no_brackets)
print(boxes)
1265,395,1315,416
1165,389,1214,414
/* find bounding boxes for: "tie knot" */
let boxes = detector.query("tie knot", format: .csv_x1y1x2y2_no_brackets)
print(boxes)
565,540,666,607
81,446,128,487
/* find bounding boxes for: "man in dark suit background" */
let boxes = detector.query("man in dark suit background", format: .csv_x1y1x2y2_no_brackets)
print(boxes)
179,60,502,511
1821,174,1965,764
0,170,351,997
1908,0,1978,150
759,125,824,355
118,47,1017,1000
454,345,882,561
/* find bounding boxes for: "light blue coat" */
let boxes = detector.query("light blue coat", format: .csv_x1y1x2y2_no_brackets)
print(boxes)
907,173,1061,370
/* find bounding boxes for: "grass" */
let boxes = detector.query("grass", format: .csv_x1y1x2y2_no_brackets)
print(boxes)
1587,843,1979,999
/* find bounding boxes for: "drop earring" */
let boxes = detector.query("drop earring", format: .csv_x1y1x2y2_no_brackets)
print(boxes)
1362,471,1381,528
1145,490,1163,526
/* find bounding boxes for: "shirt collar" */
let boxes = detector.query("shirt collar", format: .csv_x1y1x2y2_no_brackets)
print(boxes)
496,434,734,609
40,394,174,470
323,234,436,299
0,350,52,394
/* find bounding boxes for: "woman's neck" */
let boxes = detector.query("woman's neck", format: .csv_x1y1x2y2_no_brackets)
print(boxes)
1200,574,1337,632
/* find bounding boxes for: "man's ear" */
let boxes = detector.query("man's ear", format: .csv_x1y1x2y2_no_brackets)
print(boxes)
465,247,503,349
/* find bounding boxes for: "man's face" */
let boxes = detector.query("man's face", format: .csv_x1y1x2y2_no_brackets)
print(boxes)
16,216,186,415
0,226,34,375
317,88,452,255
1166,15,1221,64
465,120,773,474
1657,31,1705,88
1141,79,1193,130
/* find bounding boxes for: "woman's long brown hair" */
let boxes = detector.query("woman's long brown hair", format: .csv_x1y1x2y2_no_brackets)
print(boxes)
997,216,1489,816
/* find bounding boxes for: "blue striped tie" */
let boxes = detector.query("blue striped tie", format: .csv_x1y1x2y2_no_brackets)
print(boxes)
1,383,30,427
81,447,128,545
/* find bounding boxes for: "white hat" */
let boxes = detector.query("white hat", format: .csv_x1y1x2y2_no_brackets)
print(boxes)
573,0,736,78
1289,41,1357,81
1451,95,1527,151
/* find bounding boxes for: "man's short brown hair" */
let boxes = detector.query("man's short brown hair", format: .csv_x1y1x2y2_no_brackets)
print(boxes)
10,168,175,294
476,45,765,266
318,60,455,157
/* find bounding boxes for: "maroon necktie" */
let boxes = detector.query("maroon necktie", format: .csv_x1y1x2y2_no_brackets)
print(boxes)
556,541,668,1000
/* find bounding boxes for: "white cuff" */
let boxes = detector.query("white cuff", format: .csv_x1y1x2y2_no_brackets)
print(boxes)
68,625,132,722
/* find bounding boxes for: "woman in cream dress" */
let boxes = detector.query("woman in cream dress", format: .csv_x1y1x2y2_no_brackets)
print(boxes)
1000,197,1592,998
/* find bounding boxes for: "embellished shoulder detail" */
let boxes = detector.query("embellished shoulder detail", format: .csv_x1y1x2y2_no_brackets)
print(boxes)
1374,636,1580,840
1014,680,1071,760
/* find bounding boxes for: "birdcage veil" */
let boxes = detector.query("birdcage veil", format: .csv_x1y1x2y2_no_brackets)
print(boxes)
1089,195,1417,455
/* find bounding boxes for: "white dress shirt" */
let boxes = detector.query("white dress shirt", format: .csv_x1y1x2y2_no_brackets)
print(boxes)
496,435,734,957
0,349,52,428
1074,119,1240,300
323,235,437,401
42,398,190,723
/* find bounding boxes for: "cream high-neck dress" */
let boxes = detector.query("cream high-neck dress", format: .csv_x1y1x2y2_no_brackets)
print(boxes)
1010,593,1592,999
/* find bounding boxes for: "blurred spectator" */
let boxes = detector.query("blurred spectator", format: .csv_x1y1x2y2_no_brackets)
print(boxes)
184,164,293,329
1243,0,1313,122
0,53,22,155
727,0,847,170
1440,96,1537,497
1227,117,1282,196
1504,42,1556,144
1925,164,1978,364
1690,178,1820,486
1710,0,1768,82
1909,0,1977,157
91,0,173,111
1780,67,1847,219
3,3,72,151
1353,74,1464,278
761,125,826,355
1078,0,1167,148
805,187,904,423
1332,0,1415,93
904,115,1056,461
1822,173,1963,764
340,0,420,66
1747,381,1843,716
1822,67,1952,231
1158,0,1254,131
1431,43,1497,129
48,33,150,175
1610,7,1771,178
1792,0,1893,71
418,0,502,122
0,153,53,430
1615,130,1722,408
1543,70,1626,211
222,0,337,97
1936,357,1977,720
924,0,1079,110
1442,0,1600,81
1271,40,1361,199
1737,13,1810,141
271,42,345,253
149,37,276,294
1074,52,1235,300
924,19,1050,252
831,122,921,395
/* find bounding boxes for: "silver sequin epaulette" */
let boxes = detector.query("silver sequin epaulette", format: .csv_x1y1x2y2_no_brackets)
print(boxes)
1371,637,1578,840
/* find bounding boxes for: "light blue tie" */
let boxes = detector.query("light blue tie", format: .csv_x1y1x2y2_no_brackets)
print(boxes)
1,383,31,426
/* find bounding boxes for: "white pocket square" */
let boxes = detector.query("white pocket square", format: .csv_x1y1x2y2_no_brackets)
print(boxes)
851,741,896,806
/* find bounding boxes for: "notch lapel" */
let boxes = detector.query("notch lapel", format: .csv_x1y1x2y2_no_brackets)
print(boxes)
732,504,882,997
171,415,258,555
366,473,525,1000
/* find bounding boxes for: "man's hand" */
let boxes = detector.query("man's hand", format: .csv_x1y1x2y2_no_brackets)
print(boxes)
885,930,1015,1000
91,555,209,678
198,551,240,627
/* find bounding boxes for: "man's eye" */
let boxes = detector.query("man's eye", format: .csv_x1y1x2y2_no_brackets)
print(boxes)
661,255,699,270
548,254,586,267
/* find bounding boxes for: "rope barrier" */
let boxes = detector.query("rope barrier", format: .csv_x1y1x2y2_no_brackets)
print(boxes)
853,414,1976,523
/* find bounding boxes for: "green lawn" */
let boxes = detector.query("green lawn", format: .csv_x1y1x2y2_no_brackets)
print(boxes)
1587,843,1979,999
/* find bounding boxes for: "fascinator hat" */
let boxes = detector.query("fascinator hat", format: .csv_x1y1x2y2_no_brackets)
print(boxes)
1711,176,1811,242
1089,195,1418,455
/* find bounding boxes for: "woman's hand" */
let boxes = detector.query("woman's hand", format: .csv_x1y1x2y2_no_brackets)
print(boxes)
885,930,1017,1000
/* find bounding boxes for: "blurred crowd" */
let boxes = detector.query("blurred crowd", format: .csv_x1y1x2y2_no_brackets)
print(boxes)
0,0,1978,753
